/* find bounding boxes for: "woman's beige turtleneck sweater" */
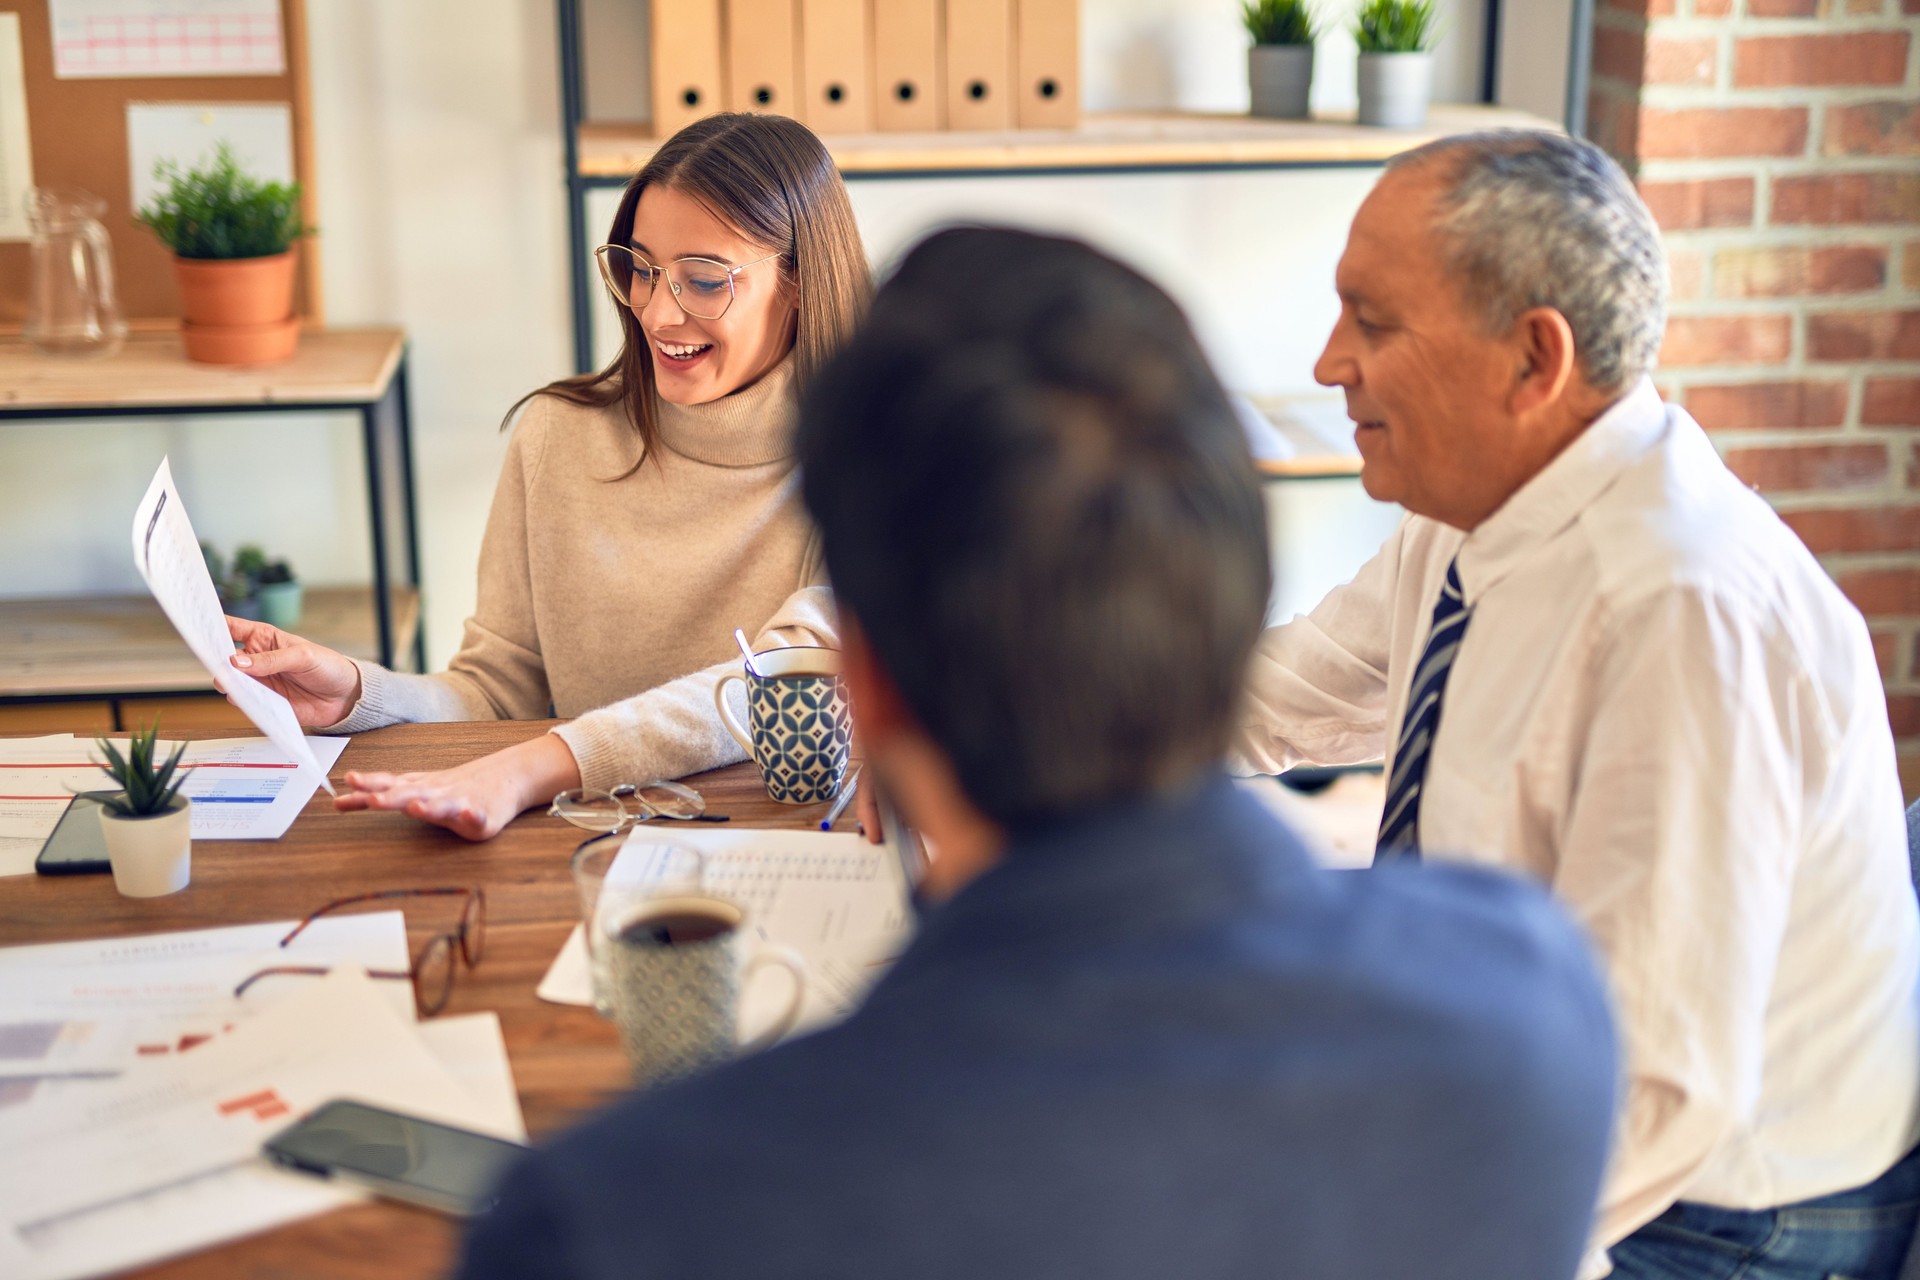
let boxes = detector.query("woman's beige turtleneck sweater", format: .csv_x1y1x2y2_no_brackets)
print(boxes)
324,357,834,790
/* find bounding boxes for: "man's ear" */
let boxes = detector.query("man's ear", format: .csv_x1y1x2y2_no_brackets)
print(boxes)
1509,306,1578,419
841,616,911,747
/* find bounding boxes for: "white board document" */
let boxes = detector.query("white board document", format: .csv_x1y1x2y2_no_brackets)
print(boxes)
0,13,33,241
50,0,286,79
0,970,522,1280
540,828,913,1035
131,458,334,795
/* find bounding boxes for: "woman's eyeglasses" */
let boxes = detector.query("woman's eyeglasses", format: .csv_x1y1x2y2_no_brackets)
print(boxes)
593,244,780,321
548,781,726,835
232,887,485,1017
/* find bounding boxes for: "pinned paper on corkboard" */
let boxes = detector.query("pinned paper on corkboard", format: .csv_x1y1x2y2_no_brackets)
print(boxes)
49,0,284,80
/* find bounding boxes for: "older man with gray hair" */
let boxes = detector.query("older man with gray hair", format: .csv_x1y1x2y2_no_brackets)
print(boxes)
1236,130,1920,1279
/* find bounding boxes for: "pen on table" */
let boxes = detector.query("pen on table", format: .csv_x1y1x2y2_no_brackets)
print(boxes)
821,766,862,831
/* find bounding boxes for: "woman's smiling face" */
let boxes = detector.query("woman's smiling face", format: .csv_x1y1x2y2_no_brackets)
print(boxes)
629,183,798,405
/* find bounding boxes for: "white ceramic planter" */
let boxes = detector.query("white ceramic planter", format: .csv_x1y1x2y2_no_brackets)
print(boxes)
1248,44,1314,120
99,797,192,898
1357,51,1433,128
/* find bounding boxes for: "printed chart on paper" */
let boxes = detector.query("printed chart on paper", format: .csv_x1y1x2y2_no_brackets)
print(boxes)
50,0,284,79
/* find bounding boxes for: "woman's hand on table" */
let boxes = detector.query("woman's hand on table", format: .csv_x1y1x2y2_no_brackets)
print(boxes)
333,733,583,841
225,617,362,727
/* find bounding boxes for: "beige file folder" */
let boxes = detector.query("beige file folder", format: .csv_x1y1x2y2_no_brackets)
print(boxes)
873,0,944,131
945,0,1013,131
1014,0,1078,128
799,0,874,132
651,0,727,138
726,0,801,118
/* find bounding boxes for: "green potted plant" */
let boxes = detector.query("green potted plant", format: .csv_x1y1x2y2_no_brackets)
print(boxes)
93,724,192,898
1354,0,1440,128
212,543,300,625
226,542,268,621
252,554,303,629
1243,0,1317,120
135,143,311,366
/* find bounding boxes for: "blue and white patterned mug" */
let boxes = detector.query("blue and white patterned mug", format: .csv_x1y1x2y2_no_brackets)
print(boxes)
714,645,851,805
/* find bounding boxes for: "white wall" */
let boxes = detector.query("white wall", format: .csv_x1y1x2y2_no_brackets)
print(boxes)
2,0,1469,667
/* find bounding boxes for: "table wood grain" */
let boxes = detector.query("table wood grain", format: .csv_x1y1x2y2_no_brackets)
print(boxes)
0,328,403,411
0,720,838,1280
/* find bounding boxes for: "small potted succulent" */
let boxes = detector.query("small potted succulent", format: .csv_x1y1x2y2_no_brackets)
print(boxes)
251,554,303,629
93,724,192,898
208,542,302,626
135,143,311,366
1355,0,1440,129
1243,0,1317,120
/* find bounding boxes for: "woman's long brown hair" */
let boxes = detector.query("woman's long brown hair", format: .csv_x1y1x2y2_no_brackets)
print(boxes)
507,113,870,473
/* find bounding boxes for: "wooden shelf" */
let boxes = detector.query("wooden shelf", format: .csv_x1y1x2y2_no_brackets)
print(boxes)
0,585,421,699
577,105,1559,179
0,327,404,413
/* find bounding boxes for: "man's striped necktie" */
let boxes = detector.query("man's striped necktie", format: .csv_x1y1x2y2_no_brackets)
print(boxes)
1375,559,1472,863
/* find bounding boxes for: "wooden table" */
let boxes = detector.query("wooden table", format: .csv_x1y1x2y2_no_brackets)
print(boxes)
0,720,832,1280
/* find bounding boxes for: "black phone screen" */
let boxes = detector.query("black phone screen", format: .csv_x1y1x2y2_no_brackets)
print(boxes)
264,1099,526,1217
34,792,116,875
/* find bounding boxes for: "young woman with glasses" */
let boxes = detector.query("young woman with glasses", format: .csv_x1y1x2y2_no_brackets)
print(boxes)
222,113,869,840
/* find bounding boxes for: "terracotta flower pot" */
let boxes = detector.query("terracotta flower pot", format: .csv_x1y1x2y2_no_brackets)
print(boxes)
182,317,301,366
173,250,300,365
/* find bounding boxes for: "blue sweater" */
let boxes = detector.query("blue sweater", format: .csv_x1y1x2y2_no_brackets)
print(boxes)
459,776,1617,1280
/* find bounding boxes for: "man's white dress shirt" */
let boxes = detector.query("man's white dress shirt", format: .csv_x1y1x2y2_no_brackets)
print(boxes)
1233,380,1920,1270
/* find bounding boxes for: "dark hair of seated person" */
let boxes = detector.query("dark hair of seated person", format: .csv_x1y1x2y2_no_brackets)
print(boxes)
798,225,1270,828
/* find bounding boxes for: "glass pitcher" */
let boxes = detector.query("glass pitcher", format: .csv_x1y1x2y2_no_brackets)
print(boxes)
24,187,128,358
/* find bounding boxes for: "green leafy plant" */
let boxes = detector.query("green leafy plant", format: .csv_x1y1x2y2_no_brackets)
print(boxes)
135,143,310,260
94,724,188,818
1354,0,1439,52
1243,0,1316,44
215,542,295,605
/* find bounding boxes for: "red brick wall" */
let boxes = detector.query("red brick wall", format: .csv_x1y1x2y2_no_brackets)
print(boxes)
1590,0,1920,796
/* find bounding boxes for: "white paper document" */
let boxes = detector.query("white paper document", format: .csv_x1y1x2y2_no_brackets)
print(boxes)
126,101,294,212
540,828,913,1035
132,458,334,796
0,971,524,1280
0,737,104,876
0,913,413,1083
177,734,349,839
0,13,33,241
0,732,349,874
51,0,285,79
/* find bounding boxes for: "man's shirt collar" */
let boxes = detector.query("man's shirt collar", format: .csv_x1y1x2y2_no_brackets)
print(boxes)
1455,378,1668,603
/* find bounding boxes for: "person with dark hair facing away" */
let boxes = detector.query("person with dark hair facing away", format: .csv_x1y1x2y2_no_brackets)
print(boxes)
455,226,1619,1280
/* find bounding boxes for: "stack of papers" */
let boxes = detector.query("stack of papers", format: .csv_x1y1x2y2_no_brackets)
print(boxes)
0,918,526,1280
0,733,350,875
539,827,913,1038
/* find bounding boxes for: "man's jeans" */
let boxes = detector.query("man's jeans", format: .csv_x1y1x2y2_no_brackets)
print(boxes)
1609,1144,1920,1280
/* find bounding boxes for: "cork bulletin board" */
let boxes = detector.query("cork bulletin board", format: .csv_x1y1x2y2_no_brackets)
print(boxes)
0,0,321,330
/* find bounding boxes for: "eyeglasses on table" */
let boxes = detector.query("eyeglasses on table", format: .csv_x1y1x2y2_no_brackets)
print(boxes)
548,781,728,835
231,886,486,1017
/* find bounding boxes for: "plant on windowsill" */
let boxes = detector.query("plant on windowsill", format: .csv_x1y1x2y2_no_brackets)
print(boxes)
1243,0,1317,120
93,723,193,898
1353,0,1440,129
135,142,312,367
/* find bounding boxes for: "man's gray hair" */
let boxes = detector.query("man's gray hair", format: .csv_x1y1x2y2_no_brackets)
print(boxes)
1388,131,1667,395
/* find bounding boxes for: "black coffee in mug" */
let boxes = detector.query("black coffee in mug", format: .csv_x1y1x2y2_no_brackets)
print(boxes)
622,908,736,948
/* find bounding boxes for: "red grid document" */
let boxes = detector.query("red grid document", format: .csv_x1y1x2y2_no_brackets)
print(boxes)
51,0,284,79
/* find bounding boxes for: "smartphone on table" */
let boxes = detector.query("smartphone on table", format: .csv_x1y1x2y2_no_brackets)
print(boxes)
34,792,116,875
263,1098,527,1217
